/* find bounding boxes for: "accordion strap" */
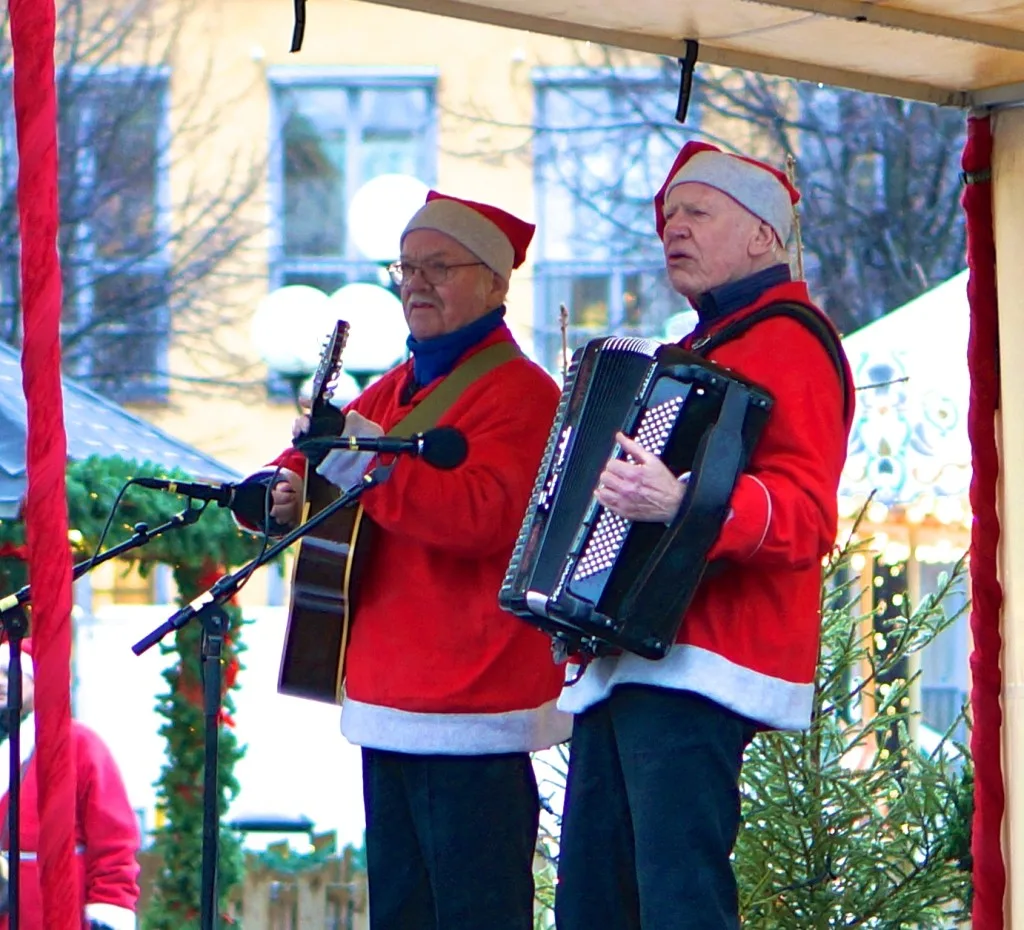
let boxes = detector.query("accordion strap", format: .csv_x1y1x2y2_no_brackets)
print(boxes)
619,302,850,637
691,301,851,423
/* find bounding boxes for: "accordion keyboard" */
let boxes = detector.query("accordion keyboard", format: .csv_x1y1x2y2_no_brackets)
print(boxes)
572,395,686,581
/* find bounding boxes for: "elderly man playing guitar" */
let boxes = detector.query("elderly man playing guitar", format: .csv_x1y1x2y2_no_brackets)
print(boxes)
245,191,570,930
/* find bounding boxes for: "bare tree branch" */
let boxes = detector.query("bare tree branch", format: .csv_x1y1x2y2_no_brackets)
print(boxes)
450,44,967,338
0,0,265,402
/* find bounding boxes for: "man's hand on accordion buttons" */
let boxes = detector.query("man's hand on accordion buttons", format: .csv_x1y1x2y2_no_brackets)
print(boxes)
596,432,686,523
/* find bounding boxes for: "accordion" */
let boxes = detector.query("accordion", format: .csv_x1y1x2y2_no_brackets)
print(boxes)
500,336,773,660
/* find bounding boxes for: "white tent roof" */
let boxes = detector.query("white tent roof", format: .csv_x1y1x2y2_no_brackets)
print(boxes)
0,341,238,518
361,0,1024,106
839,270,971,525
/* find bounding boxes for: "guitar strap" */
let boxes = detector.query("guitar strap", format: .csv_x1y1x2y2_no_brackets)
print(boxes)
304,341,521,512
289,341,524,705
384,340,523,438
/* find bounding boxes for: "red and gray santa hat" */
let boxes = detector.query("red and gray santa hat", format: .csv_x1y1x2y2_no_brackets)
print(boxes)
401,191,536,281
654,140,800,244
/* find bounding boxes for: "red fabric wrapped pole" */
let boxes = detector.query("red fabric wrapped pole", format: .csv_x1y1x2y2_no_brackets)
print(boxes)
9,0,78,927
961,112,1004,929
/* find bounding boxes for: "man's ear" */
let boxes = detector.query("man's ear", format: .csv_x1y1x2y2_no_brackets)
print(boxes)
487,271,509,306
749,221,777,258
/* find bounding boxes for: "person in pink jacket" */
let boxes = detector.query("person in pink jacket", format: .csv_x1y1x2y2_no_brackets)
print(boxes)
0,639,140,930
554,142,856,930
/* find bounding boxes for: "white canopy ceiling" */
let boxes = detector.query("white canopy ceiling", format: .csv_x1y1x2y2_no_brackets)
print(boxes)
361,0,1024,106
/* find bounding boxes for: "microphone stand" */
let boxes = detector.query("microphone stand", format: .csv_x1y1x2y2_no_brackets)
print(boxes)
132,469,385,930
0,605,27,927
0,505,206,930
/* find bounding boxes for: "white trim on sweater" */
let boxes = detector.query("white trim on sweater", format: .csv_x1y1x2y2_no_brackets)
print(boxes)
85,902,136,930
12,845,84,860
341,697,572,754
556,644,814,731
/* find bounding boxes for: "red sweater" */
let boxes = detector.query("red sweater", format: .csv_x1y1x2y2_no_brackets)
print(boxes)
558,281,855,730
273,326,572,754
0,718,140,930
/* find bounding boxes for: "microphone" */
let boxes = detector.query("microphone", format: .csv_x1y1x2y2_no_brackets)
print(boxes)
298,426,468,471
133,477,237,507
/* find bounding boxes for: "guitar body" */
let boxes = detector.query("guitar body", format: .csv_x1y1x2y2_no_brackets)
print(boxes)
278,467,368,703
277,320,369,704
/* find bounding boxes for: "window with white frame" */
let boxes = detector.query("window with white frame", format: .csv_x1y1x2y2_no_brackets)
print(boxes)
268,68,437,296
532,68,687,373
0,69,171,402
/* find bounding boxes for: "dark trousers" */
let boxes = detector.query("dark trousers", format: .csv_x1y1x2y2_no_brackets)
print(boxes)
555,686,757,930
362,747,540,930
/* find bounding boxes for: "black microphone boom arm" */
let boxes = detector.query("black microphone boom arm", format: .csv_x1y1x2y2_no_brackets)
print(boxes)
134,476,236,506
132,468,385,656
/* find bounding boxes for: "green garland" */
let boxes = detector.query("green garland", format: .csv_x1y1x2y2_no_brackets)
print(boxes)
0,454,258,568
142,563,247,929
0,454,264,926
250,835,338,875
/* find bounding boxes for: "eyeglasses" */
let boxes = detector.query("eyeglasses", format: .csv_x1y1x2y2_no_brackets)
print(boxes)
387,260,485,287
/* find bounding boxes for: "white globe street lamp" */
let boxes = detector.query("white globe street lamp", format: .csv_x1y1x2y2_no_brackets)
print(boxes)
347,173,430,263
253,175,426,408
251,284,335,408
328,282,408,388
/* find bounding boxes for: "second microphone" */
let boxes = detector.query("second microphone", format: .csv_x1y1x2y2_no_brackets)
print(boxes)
295,426,468,471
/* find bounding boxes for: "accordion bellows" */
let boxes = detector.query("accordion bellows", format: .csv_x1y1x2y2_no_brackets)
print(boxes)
499,336,773,660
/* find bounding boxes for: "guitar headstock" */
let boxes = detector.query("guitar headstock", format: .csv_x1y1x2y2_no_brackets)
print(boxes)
309,320,350,417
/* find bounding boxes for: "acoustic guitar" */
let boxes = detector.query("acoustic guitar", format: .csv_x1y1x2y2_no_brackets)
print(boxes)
277,320,369,705
277,331,523,703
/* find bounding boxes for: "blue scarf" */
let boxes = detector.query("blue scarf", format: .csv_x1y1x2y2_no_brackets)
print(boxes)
407,306,506,386
693,264,791,331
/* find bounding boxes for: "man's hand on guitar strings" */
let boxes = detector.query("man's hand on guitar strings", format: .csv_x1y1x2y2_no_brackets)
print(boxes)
270,471,304,528
293,407,349,468
596,432,686,523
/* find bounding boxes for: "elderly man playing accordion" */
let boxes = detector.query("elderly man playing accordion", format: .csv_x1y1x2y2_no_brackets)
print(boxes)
553,142,856,930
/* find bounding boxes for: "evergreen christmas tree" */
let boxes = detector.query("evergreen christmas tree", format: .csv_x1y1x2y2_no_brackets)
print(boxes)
735,536,972,927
